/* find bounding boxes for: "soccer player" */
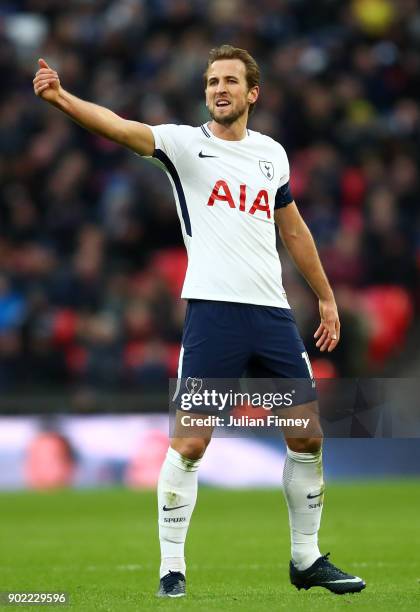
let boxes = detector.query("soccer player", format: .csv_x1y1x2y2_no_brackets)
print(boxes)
33,45,365,597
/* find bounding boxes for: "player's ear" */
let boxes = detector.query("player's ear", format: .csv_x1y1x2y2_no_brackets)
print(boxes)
248,86,259,105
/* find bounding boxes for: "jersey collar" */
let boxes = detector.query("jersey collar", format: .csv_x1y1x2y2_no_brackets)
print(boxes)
202,123,250,142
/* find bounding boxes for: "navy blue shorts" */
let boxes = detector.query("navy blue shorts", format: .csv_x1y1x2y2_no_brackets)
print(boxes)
174,300,316,409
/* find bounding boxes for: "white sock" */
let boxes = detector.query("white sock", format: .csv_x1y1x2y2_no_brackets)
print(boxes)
157,447,201,578
282,446,324,571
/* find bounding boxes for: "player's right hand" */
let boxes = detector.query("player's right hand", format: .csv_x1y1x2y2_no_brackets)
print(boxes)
33,58,60,103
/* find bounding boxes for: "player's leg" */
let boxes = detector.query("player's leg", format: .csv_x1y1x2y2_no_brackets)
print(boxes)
247,308,326,571
157,300,250,597
281,401,324,573
252,306,365,593
283,403,365,593
157,422,212,597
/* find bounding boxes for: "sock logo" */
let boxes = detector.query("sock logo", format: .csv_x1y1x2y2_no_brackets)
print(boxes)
308,501,323,509
162,504,189,511
307,488,324,499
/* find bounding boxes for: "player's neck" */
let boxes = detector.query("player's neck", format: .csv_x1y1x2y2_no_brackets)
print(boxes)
208,117,248,141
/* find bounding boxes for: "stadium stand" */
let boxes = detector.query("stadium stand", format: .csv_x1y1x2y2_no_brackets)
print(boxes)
0,0,419,392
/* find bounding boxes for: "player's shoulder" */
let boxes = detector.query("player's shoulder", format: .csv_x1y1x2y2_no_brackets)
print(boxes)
152,123,200,136
248,129,288,157
151,123,203,148
149,123,201,158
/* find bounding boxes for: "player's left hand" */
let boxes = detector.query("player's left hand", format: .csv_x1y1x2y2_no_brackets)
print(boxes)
314,298,340,352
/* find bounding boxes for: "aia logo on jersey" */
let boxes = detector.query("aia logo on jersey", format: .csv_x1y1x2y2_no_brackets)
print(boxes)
207,180,271,219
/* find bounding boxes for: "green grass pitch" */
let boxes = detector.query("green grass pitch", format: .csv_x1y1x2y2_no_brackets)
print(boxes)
1,481,419,611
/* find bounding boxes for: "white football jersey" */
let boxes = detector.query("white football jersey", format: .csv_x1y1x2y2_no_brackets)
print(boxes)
145,123,292,308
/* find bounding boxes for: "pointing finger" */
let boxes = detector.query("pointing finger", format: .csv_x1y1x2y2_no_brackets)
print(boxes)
38,57,50,70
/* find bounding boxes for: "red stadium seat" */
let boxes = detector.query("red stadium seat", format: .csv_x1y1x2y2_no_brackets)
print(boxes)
360,286,413,364
150,248,188,297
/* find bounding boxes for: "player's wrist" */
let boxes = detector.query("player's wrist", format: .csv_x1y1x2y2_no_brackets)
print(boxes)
318,292,335,304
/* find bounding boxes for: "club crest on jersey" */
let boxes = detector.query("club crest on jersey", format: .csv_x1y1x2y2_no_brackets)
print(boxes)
259,160,274,181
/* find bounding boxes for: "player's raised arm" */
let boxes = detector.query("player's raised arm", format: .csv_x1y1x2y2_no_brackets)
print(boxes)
33,58,155,156
275,202,340,352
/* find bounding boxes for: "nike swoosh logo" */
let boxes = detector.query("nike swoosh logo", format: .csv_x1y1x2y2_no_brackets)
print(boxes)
324,577,363,584
162,504,189,511
307,489,324,499
199,151,218,158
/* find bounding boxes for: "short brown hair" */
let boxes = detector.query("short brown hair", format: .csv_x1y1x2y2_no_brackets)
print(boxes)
203,44,260,115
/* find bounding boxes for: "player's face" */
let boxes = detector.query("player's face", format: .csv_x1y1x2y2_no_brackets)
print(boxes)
205,59,258,126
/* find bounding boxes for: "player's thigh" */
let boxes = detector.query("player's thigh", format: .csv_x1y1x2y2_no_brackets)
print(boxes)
172,301,251,457
249,307,317,412
173,300,250,416
250,306,322,444
178,300,251,378
251,306,314,380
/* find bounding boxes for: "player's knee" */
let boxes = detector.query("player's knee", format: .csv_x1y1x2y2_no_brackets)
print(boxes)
287,436,323,454
171,437,210,460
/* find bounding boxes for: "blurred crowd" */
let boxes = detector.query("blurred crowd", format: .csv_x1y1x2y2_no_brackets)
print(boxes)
0,0,419,393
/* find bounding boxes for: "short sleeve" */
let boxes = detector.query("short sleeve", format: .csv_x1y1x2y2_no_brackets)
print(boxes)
277,144,290,189
148,124,190,164
274,145,293,209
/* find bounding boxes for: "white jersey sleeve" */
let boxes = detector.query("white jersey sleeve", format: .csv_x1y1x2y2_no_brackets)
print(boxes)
148,124,195,164
277,144,290,188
